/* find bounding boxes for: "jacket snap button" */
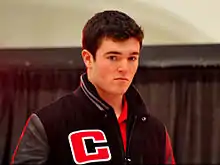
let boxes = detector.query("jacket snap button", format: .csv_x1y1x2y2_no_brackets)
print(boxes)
125,158,131,162
142,117,146,121
104,114,108,118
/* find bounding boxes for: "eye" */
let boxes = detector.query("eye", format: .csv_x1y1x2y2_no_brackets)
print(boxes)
107,56,117,61
128,56,137,61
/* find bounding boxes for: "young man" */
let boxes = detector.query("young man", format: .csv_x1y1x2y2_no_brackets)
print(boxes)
11,10,175,164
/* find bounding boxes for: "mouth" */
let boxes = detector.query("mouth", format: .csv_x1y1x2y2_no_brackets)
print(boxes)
114,78,129,81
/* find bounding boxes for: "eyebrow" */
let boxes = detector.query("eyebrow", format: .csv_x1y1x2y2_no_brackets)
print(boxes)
104,51,139,55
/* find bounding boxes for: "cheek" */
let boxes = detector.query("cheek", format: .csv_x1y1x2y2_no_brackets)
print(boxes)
129,63,138,74
95,63,112,80
100,60,114,71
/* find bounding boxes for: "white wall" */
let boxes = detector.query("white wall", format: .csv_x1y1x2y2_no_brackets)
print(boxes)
0,0,219,48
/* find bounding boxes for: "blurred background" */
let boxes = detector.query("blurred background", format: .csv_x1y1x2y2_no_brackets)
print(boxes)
0,0,220,164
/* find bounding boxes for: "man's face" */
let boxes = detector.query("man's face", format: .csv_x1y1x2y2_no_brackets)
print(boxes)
83,37,140,96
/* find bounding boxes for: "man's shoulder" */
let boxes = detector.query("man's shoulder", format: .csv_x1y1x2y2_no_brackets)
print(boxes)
35,92,78,119
146,114,166,132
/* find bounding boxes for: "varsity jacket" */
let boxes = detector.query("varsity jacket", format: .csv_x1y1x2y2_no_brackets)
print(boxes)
11,73,175,165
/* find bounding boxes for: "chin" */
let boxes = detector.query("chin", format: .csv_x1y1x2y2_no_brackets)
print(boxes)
112,88,128,95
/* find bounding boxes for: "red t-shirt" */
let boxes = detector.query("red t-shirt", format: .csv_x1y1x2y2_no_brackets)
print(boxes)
117,97,128,151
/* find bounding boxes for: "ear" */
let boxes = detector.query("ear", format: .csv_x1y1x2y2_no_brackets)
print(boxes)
81,49,94,68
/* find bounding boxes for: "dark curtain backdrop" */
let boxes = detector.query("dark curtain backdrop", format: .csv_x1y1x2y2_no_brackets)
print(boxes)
135,67,220,164
0,66,220,164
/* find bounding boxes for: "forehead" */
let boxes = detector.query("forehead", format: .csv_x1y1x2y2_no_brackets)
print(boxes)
96,37,140,55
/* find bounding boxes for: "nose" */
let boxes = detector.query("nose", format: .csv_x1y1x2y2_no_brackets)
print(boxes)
117,59,128,73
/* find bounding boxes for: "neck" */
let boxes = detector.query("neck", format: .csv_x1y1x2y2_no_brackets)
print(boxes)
96,87,123,118
87,73,124,118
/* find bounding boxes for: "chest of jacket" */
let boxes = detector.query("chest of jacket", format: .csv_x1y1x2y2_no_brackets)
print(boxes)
37,95,166,165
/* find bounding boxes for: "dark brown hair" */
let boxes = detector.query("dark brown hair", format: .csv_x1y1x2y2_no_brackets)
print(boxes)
82,10,144,59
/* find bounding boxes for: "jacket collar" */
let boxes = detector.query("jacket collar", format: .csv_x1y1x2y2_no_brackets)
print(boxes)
79,73,149,117
80,73,110,111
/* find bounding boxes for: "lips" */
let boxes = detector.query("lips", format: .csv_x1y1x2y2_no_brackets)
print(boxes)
114,78,129,81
